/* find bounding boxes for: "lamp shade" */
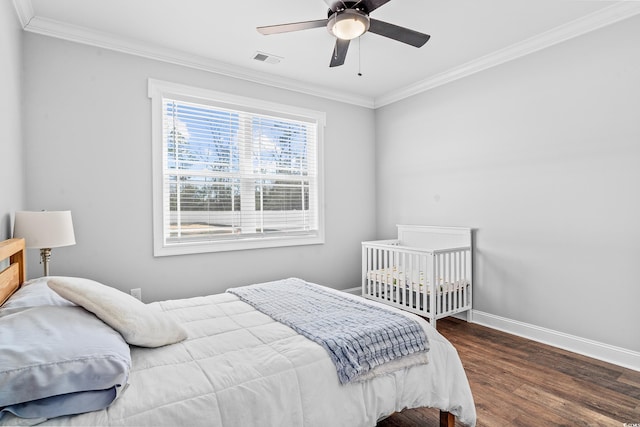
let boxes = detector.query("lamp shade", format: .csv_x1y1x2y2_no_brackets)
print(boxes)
13,211,76,249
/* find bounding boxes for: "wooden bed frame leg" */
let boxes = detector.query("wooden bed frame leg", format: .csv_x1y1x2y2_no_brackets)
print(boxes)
439,410,455,427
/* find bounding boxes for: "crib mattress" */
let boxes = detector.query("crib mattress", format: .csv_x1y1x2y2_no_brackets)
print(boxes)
366,268,470,293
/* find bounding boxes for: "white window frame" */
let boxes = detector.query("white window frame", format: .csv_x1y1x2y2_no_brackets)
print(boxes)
148,79,325,256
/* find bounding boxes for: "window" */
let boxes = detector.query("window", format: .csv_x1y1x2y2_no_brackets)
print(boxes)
149,80,325,256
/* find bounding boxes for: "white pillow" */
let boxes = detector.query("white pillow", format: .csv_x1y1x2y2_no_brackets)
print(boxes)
48,277,187,348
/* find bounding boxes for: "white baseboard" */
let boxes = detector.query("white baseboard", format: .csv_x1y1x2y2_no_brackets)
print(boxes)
472,310,640,372
337,291,639,372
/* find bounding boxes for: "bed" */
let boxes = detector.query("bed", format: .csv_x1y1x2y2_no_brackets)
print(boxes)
362,225,473,327
0,238,476,427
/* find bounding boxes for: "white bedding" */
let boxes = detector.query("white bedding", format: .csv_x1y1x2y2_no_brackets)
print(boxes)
3,288,476,427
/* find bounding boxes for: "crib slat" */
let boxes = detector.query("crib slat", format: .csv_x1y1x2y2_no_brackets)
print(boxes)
437,253,441,313
372,246,376,297
393,250,402,303
435,253,440,316
444,253,452,312
407,253,411,307
448,252,452,311
428,252,435,319
367,246,371,296
456,252,462,309
376,248,379,297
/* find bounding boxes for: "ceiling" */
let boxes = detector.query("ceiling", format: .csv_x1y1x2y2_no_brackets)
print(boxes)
13,0,640,108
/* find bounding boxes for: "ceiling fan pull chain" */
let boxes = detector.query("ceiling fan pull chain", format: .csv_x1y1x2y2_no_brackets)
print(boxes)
358,36,362,76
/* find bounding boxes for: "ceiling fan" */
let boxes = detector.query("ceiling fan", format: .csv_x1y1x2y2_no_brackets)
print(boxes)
257,0,431,67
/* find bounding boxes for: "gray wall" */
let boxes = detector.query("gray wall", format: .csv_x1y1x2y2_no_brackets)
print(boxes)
0,2,24,239
22,34,376,300
375,15,640,352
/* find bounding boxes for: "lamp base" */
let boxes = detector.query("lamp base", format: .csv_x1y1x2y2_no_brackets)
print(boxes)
40,248,51,277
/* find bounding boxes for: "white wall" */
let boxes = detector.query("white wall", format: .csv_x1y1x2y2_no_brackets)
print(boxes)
22,34,376,300
375,15,640,353
0,2,24,239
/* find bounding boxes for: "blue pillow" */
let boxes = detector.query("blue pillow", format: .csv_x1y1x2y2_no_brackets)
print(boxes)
0,277,75,312
0,303,131,420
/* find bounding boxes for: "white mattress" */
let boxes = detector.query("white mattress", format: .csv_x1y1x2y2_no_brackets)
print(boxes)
367,268,470,293
13,289,476,427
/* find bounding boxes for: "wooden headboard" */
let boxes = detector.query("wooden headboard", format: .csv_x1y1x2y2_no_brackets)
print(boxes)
0,238,26,306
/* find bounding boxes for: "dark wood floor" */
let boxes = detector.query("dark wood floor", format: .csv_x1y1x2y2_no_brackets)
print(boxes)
378,317,640,427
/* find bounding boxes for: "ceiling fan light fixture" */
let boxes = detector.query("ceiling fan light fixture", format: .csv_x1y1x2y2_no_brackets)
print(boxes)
328,9,370,40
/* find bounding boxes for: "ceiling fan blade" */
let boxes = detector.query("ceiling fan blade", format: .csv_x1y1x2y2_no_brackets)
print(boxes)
257,19,328,35
368,18,430,47
329,38,350,67
361,0,391,13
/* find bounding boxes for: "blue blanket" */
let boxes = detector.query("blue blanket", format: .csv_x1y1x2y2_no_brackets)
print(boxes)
227,278,428,384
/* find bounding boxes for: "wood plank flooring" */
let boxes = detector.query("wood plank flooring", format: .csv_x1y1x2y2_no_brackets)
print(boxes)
377,317,640,427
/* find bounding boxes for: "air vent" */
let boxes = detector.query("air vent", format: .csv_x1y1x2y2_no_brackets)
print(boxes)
253,51,282,64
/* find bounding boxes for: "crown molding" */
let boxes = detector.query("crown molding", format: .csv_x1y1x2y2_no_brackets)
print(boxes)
12,0,34,28
374,1,640,108
20,14,375,109
14,0,640,109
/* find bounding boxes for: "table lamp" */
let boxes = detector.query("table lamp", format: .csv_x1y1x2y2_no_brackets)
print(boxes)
13,211,76,276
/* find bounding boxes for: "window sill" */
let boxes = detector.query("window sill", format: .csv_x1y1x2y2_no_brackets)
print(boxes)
153,233,324,256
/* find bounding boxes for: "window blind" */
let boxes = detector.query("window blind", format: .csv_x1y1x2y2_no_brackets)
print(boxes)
161,97,320,248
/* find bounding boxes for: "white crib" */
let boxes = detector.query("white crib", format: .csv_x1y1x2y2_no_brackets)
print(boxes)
362,225,473,328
